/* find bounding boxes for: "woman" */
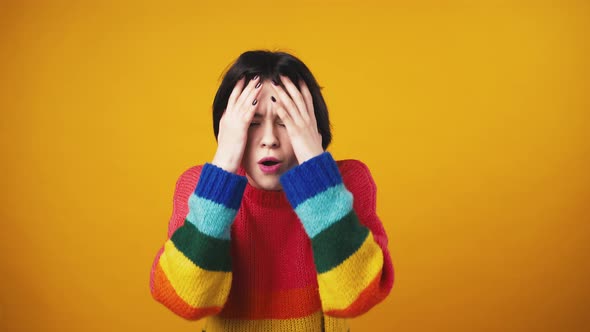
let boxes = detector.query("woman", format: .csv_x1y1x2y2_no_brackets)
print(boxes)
150,50,394,331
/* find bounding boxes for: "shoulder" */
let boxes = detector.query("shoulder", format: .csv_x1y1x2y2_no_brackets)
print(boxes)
336,159,377,188
171,164,204,205
175,164,204,190
336,159,377,197
335,158,378,215
161,165,205,237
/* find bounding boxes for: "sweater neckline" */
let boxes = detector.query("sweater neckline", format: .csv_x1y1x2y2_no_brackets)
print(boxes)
237,166,292,208
244,184,291,207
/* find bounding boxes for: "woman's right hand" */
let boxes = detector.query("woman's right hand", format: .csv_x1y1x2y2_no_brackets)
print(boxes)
212,75,263,173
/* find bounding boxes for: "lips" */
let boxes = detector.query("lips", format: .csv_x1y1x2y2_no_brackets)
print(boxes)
258,157,282,174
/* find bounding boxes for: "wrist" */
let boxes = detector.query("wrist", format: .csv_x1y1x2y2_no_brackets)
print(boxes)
296,145,324,164
212,148,242,173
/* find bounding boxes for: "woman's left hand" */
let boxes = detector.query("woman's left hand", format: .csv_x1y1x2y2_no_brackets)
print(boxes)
271,75,324,164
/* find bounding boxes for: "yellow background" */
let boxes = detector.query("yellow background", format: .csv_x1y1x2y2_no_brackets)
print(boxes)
1,0,589,331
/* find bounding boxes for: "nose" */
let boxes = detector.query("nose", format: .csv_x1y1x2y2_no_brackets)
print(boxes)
260,122,279,148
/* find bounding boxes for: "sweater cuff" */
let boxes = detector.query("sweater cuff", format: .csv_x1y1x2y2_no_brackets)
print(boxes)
186,163,247,240
195,163,248,210
280,152,343,209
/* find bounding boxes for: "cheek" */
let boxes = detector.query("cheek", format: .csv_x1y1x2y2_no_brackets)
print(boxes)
242,133,256,161
278,130,292,147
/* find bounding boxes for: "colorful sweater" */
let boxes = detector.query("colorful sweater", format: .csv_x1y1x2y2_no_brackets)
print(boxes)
150,152,394,331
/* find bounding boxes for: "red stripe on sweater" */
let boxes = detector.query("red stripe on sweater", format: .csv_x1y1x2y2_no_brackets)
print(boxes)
219,284,322,319
230,204,318,290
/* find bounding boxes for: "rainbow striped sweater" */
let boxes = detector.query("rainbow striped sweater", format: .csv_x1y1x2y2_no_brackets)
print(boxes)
150,152,394,331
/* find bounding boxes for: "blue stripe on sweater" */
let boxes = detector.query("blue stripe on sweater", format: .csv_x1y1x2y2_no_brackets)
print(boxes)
186,193,236,240
294,183,353,238
194,163,247,210
280,152,343,208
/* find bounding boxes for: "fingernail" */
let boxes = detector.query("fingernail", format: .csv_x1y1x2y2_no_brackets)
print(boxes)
253,75,259,80
255,81,262,89
271,96,276,102
252,99,258,106
271,79,279,86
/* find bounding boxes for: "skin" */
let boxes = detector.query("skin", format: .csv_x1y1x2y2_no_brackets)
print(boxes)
212,75,324,190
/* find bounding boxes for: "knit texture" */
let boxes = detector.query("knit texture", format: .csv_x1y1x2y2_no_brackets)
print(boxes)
150,152,394,332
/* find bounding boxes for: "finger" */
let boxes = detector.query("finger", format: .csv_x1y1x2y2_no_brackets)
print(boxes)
227,77,246,112
242,99,258,124
239,79,264,114
298,79,317,129
280,75,309,122
273,102,295,130
235,75,261,110
271,81,303,125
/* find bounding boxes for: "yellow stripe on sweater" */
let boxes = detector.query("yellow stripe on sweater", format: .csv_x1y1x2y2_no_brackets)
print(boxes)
159,240,232,308
317,233,383,311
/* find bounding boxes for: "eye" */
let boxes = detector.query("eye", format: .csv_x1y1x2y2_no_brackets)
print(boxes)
249,122,261,127
277,122,286,127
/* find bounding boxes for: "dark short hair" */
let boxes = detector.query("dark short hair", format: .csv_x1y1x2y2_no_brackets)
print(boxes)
212,50,332,150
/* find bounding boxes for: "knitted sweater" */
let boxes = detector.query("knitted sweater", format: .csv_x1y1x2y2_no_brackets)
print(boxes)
150,152,394,332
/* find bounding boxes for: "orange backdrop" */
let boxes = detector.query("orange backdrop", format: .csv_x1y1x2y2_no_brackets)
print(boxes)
1,1,589,331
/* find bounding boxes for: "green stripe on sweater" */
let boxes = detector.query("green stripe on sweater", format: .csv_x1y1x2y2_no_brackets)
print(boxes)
171,220,232,272
311,211,369,273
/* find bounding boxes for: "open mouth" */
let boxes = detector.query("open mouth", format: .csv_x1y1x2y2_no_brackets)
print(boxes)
258,157,282,174
261,160,279,166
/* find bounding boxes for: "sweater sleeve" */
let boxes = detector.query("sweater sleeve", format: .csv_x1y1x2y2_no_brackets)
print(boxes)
279,152,394,318
150,163,247,320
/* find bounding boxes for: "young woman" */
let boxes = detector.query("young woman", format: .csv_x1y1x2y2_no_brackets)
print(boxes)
150,50,394,331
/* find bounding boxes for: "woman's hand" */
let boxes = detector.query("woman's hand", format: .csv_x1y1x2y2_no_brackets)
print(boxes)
271,75,324,164
212,75,263,173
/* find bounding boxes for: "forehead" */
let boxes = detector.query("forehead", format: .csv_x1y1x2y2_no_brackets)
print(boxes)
256,81,275,102
253,82,278,117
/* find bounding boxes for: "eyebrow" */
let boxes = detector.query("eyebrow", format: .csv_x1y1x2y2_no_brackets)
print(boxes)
253,112,281,119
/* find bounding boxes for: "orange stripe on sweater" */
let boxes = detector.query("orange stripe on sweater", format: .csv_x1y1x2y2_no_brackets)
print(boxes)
152,262,222,320
220,284,322,319
324,269,387,318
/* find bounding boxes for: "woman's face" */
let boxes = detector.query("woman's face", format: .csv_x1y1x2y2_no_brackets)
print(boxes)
241,81,298,190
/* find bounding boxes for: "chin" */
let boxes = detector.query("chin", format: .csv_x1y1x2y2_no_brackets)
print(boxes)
258,179,283,191
246,173,283,191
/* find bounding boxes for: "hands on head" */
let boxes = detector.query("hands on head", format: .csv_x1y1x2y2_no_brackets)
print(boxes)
212,75,323,175
212,75,263,173
270,76,324,164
